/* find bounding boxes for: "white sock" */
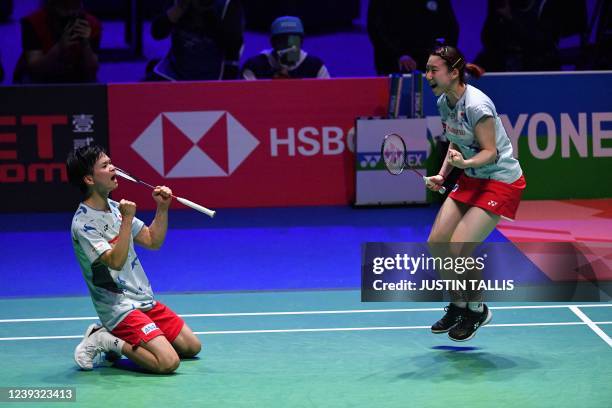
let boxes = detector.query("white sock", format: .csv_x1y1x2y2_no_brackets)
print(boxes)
468,302,484,313
452,301,467,308
97,330,125,355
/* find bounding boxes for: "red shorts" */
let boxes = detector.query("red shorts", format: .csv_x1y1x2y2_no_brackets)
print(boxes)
111,302,184,346
448,173,526,220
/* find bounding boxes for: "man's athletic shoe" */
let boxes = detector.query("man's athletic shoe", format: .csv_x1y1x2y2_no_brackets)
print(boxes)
448,304,493,341
431,303,465,333
74,323,106,370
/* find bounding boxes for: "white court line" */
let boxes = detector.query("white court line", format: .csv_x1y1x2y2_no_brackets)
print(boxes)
196,321,612,335
0,317,97,323
569,306,612,348
1,321,611,341
0,335,85,341
1,303,611,323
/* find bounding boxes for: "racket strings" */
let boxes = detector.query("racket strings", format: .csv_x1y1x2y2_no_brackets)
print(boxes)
382,136,407,175
381,133,446,194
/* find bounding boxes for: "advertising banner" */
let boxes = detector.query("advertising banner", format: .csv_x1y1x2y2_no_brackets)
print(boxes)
0,85,109,212
422,72,612,200
355,118,430,205
1,72,609,212
108,78,389,209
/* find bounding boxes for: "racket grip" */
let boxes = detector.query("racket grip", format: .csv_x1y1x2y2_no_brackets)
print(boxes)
176,196,216,218
423,176,447,195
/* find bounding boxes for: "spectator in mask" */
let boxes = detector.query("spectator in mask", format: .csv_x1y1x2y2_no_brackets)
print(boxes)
241,16,329,79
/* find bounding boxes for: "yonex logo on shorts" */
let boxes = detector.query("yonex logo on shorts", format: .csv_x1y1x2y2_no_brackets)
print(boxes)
141,323,160,335
488,200,498,207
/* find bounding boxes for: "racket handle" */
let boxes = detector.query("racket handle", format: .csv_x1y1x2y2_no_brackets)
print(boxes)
175,196,216,218
423,176,447,195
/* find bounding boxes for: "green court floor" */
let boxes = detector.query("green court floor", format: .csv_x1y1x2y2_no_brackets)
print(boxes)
1,291,611,407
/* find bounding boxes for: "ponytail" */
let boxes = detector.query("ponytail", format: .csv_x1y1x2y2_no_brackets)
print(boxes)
465,63,485,80
431,45,486,83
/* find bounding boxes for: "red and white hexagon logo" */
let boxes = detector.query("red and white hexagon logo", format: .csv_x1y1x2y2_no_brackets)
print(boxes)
131,111,259,178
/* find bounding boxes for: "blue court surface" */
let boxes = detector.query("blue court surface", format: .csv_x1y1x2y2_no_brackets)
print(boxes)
1,206,610,407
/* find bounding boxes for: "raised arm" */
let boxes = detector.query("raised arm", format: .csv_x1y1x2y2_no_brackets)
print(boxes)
134,186,172,250
99,199,136,270
448,117,497,169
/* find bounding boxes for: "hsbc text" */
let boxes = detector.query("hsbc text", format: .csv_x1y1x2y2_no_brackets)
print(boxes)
270,127,354,156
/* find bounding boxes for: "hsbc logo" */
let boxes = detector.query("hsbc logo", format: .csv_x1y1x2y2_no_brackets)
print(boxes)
132,111,259,177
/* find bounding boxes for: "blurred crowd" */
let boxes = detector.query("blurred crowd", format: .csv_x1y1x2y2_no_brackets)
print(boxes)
0,0,609,84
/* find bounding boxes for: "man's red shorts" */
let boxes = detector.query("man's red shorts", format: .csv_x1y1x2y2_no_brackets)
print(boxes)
111,302,184,346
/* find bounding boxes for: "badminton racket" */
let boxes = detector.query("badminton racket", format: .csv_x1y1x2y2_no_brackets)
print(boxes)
114,167,216,218
381,133,446,194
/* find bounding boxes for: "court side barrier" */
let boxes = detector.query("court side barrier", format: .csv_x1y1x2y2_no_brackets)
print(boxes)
1,72,610,212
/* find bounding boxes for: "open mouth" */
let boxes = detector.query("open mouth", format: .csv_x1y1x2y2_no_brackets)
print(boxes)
111,175,117,182
429,82,438,89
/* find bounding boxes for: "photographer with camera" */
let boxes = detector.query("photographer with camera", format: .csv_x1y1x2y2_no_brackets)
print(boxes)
13,0,101,84
241,16,329,80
